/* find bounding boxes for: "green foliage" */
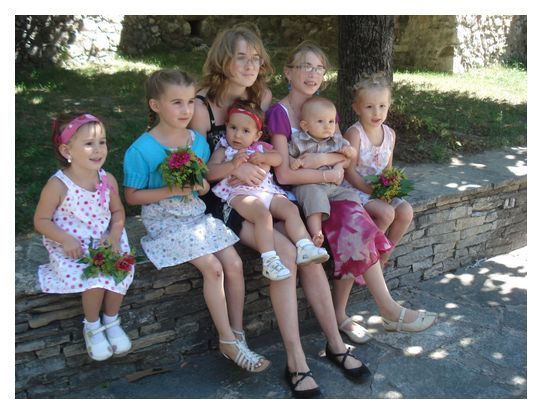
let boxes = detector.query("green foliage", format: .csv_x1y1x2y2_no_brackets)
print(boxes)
15,52,526,235
77,241,136,285
159,148,208,190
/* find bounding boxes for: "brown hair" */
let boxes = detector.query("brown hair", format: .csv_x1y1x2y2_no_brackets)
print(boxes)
199,24,273,107
285,41,331,91
226,99,265,129
50,112,104,167
145,69,195,130
351,71,393,102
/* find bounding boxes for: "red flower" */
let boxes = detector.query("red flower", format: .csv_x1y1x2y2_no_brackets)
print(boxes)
121,253,136,265
115,257,133,272
92,252,106,267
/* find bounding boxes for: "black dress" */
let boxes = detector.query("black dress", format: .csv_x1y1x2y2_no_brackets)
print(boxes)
196,95,244,236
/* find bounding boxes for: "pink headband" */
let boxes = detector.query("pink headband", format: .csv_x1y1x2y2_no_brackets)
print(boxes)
228,107,263,131
57,114,101,145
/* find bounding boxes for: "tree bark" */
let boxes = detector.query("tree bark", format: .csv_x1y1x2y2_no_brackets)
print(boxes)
337,15,395,127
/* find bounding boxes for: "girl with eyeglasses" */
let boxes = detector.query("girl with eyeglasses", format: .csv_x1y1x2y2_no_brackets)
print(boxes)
266,41,437,352
191,26,371,399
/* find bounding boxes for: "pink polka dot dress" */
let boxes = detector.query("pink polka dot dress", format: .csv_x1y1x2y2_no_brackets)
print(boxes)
38,169,134,295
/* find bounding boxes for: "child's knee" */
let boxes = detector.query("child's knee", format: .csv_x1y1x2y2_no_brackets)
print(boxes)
397,202,414,223
374,204,395,226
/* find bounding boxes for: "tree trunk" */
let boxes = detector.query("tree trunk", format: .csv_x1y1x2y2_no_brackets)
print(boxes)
337,15,395,127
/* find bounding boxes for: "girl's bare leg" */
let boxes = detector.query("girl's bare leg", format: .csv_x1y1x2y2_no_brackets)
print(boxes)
103,290,124,317
333,263,422,327
230,196,275,253
298,263,362,370
189,254,235,341
214,246,245,332
269,196,311,243
82,288,105,322
239,221,317,391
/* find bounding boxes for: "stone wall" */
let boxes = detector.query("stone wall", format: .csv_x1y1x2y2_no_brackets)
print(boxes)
15,15,123,67
453,15,526,72
15,15,526,72
15,168,526,398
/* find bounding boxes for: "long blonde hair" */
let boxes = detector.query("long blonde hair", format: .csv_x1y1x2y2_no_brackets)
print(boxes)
199,24,273,107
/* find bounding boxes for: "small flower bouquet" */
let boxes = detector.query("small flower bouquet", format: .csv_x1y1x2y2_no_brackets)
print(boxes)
159,147,208,190
78,242,136,284
366,166,413,202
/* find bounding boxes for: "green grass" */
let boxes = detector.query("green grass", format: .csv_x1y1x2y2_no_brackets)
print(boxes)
15,52,526,234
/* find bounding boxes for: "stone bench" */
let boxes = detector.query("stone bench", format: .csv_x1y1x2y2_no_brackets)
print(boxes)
15,147,527,398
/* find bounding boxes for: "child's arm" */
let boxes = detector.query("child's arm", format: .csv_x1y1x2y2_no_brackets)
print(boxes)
103,173,125,252
248,147,282,168
343,127,374,194
206,147,249,182
33,178,83,259
386,128,396,169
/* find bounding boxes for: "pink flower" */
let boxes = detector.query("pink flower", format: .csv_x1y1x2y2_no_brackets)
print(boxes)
380,176,391,186
168,152,191,169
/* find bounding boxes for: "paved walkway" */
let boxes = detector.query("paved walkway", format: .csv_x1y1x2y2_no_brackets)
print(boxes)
72,247,527,399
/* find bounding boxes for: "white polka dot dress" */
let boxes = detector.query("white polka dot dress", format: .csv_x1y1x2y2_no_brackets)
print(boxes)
38,169,134,294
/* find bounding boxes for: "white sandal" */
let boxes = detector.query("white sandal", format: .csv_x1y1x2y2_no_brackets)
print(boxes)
103,317,132,355
382,308,438,332
219,338,270,373
83,324,113,361
232,329,269,365
339,317,372,344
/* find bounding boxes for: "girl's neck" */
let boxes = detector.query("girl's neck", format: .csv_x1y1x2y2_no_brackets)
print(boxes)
284,91,310,127
151,122,191,148
360,121,384,144
220,83,248,108
63,165,100,191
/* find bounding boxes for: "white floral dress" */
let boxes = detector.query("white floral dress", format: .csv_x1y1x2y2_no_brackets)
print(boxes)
140,194,239,270
38,169,134,294
211,137,286,204
342,122,403,207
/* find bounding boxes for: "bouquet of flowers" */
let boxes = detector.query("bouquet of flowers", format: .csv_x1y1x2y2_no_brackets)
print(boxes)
159,147,208,190
78,241,136,284
366,166,413,202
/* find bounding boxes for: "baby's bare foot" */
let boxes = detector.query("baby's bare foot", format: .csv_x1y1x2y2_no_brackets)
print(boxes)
312,231,324,247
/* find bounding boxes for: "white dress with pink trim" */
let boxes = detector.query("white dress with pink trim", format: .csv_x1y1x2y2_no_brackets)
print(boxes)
37,169,134,294
211,137,286,203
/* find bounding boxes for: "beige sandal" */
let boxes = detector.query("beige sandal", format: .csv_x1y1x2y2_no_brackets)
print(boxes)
382,308,438,332
339,317,372,344
219,338,270,373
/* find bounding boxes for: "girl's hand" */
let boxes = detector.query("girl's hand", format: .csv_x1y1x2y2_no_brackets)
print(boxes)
100,234,122,253
298,153,344,170
61,235,83,259
232,151,250,168
195,179,210,195
290,157,303,170
248,152,265,165
339,146,356,159
230,162,266,186
324,167,344,186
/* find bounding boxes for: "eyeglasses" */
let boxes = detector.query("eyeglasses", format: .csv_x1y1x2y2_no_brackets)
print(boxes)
289,63,327,75
234,55,264,67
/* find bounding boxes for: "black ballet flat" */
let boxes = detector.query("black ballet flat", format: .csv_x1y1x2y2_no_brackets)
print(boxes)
325,343,372,382
284,366,323,399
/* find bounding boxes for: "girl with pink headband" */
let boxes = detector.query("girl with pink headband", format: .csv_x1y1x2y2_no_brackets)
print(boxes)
34,112,134,362
208,99,330,281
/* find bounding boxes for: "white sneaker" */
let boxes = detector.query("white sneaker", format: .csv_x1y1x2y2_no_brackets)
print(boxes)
262,256,291,281
102,317,132,355
296,243,330,265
